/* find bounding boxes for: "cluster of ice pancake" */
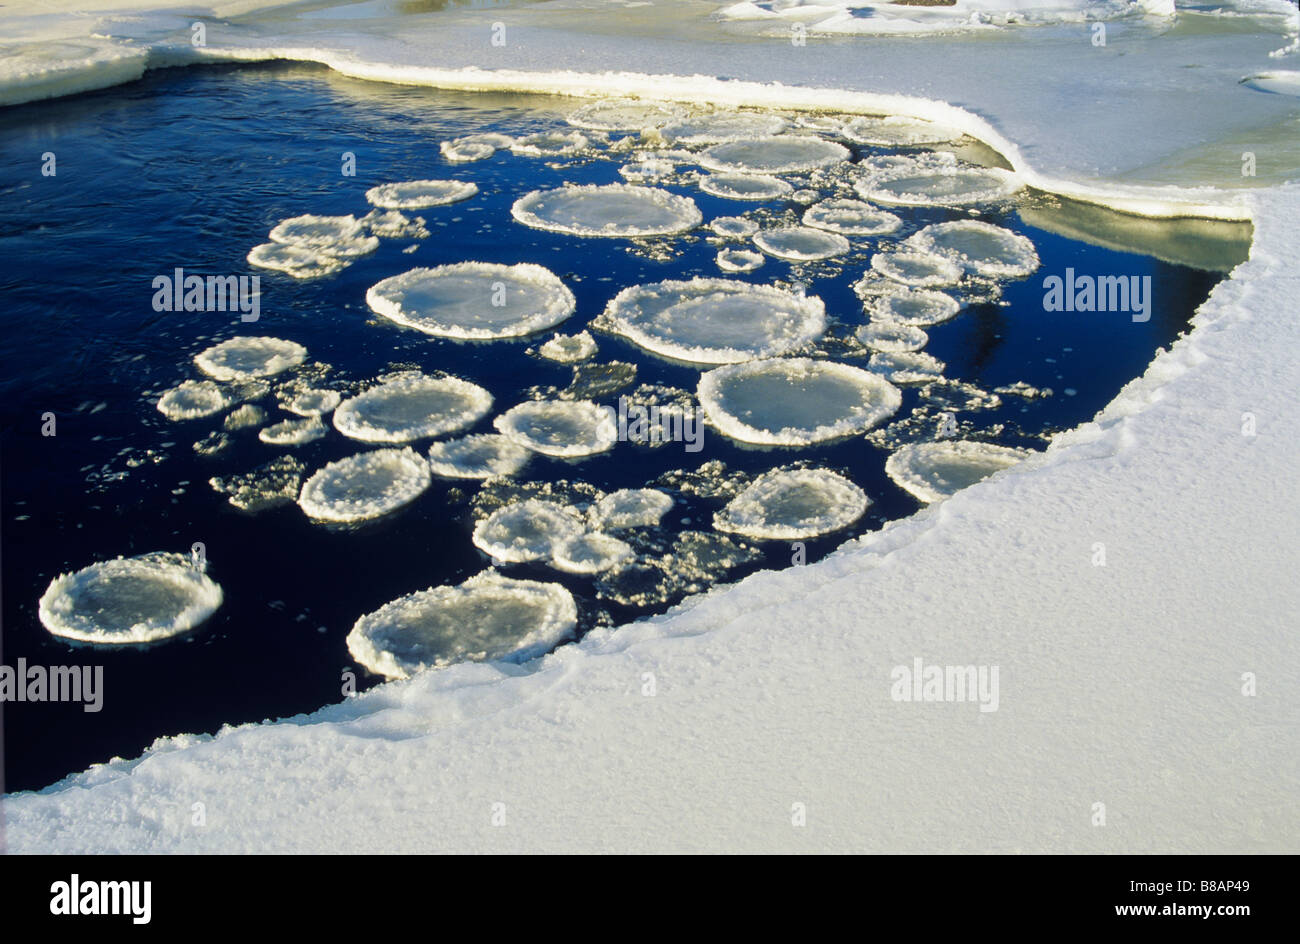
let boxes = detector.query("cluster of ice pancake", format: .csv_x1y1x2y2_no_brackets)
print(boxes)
48,102,1052,671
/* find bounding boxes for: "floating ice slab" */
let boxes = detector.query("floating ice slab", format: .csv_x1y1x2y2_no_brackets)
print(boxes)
512,183,701,238
842,115,963,147
699,173,793,200
333,373,492,443
716,248,765,272
659,111,788,144
38,552,223,646
551,532,636,574
194,336,307,381
885,440,1032,503
906,220,1040,278
269,214,375,256
361,209,429,240
855,166,1021,207
699,357,901,445
366,262,576,339
591,488,674,530
699,135,850,174
223,404,265,431
471,498,587,563
802,198,901,236
364,179,478,209
619,158,675,181
567,99,687,131
855,321,930,353
709,216,759,238
601,277,826,364
427,433,532,480
209,456,304,512
298,448,431,524
494,399,619,457
259,416,326,446
754,225,850,261
511,129,590,157
345,571,576,680
539,331,598,363
284,388,341,417
714,468,869,540
869,350,946,384
870,250,964,288
156,379,228,421
246,242,348,279
440,132,513,162
866,285,962,326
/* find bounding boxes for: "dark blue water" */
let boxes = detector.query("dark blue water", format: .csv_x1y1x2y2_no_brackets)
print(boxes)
0,63,1225,792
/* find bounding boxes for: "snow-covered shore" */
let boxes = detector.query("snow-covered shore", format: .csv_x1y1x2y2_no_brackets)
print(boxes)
2,0,1298,852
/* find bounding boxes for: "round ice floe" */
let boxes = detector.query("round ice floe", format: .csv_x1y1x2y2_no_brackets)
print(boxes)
699,136,850,175
699,173,793,201
868,286,962,326
365,179,478,210
223,404,265,431
269,214,368,251
753,226,850,261
699,357,901,446
38,552,223,645
511,130,590,157
841,115,962,147
870,250,964,288
539,331,597,363
494,400,618,458
259,416,326,446
601,278,826,365
285,388,341,417
906,220,1039,278
333,374,492,444
512,184,701,238
619,159,675,181
247,242,348,279
660,111,789,145
194,336,307,381
427,433,531,480
855,166,1020,207
440,132,512,163
802,198,901,236
157,380,228,420
795,114,847,135
551,532,636,574
716,248,765,273
592,488,674,530
298,447,431,523
868,351,946,384
366,262,575,339
472,499,587,563
710,215,759,238
346,571,576,679
885,440,1031,503
714,468,869,540
567,99,687,131
855,321,929,353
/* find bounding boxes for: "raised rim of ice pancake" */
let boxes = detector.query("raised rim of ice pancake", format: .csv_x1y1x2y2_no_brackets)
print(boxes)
865,284,963,326
753,226,851,261
869,249,964,288
841,115,964,147
551,532,636,574
38,552,223,645
566,99,689,131
716,248,765,272
709,215,759,238
510,129,591,157
511,183,702,238
905,220,1040,278
364,179,478,209
659,111,789,145
157,379,229,420
868,350,946,384
246,242,348,279
699,357,902,446
345,571,577,680
600,277,826,365
698,135,850,175
193,336,307,381
802,198,902,236
427,433,532,479
297,447,432,523
365,262,576,340
885,440,1032,503
493,399,619,457
332,373,493,443
471,499,587,563
855,321,930,353
698,173,793,200
591,488,675,530
854,165,1021,207
714,468,870,540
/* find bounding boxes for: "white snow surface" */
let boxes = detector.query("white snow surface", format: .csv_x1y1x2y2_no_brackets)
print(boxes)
2,0,1299,853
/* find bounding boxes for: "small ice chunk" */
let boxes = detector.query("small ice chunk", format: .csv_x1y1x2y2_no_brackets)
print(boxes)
269,214,371,253
223,404,265,431
511,130,590,157
210,455,304,512
247,242,348,279
716,248,765,272
333,373,492,443
600,277,826,364
194,336,307,381
157,380,228,420
346,571,576,679
885,440,1032,503
494,400,618,457
551,532,635,574
855,321,929,353
660,111,789,144
841,115,963,147
710,216,759,238
619,158,675,181
298,447,431,523
855,166,1021,207
284,388,341,417
568,99,688,131
802,198,901,236
440,133,513,162
364,179,478,209
867,285,962,326
699,173,793,200
591,488,674,530
472,499,586,563
361,209,429,239
259,415,326,446
512,183,701,238
870,250,964,288
38,552,223,645
714,468,869,540
699,357,901,445
906,220,1040,279
427,433,532,479
868,351,946,384
366,262,576,339
753,226,850,261
698,136,849,175
539,331,598,363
